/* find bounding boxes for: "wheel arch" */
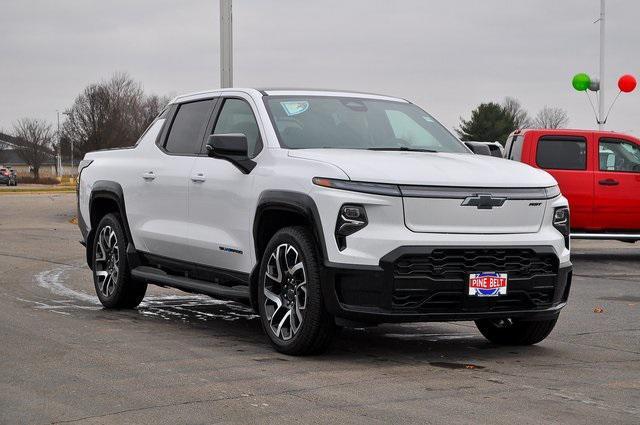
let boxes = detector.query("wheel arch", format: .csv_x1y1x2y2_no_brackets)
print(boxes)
249,190,328,311
86,181,135,268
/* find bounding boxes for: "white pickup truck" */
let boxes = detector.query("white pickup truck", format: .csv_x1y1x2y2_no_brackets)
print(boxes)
77,88,572,355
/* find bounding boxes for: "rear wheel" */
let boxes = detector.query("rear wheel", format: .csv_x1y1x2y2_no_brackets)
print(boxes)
92,213,147,308
475,317,558,345
258,226,335,355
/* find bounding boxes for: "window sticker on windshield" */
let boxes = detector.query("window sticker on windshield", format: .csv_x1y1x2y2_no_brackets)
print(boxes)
281,101,309,116
422,115,435,123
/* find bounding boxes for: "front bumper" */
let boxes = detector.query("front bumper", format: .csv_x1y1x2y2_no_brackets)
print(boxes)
321,245,572,323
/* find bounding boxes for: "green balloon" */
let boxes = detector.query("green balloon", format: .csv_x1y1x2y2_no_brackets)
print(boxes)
572,73,591,91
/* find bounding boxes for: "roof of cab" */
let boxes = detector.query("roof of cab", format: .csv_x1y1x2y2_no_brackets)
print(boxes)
516,128,639,141
170,88,409,104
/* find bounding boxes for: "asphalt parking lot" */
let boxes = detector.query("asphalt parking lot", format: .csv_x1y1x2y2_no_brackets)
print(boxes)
0,193,638,424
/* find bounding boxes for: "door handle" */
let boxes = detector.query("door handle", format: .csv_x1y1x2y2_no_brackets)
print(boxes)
142,171,156,181
191,173,206,183
598,178,619,186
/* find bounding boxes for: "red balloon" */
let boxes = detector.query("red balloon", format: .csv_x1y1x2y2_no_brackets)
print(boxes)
618,74,637,93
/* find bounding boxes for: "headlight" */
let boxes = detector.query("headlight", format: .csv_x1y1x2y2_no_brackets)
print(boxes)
313,177,401,197
545,185,561,199
335,204,367,251
553,206,570,249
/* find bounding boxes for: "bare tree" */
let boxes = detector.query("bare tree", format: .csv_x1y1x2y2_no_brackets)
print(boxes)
62,72,169,157
502,97,532,129
533,106,569,129
11,118,54,179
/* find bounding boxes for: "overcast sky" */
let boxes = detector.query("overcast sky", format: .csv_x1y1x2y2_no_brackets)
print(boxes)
1,0,639,135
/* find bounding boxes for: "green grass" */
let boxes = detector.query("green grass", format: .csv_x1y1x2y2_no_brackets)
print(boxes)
0,187,76,195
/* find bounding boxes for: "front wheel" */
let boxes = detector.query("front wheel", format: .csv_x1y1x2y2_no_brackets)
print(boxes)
475,317,558,345
258,226,335,355
92,213,147,309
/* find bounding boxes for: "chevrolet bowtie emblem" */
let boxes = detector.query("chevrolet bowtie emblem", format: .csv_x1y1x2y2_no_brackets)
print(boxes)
461,194,506,210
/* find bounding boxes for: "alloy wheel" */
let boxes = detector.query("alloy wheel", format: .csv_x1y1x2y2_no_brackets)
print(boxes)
94,225,119,298
263,243,307,341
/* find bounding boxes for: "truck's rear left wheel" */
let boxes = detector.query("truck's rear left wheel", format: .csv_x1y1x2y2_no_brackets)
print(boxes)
475,317,558,345
92,213,147,309
258,226,335,355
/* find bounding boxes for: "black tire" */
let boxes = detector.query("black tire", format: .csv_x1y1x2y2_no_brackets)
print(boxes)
475,317,558,345
258,226,335,355
92,213,147,309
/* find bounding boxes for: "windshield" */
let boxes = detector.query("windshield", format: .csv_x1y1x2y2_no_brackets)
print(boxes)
264,96,468,153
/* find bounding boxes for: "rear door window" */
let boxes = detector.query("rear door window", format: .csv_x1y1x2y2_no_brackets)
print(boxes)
536,137,587,170
164,99,216,155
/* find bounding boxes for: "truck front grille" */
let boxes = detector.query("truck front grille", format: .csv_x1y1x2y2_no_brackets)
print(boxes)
391,248,559,312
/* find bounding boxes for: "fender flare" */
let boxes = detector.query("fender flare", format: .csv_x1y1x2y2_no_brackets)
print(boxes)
86,180,135,266
250,190,328,310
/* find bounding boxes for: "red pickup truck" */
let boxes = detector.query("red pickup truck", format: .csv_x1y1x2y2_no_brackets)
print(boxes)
504,129,640,241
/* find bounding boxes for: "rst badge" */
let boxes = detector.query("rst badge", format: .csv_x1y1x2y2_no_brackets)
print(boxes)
468,272,508,297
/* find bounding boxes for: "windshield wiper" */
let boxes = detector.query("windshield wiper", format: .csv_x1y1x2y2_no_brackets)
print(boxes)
368,146,438,153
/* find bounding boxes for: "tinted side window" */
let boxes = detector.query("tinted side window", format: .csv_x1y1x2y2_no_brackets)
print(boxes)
212,99,261,157
599,138,640,172
165,100,215,154
536,137,587,170
508,135,525,160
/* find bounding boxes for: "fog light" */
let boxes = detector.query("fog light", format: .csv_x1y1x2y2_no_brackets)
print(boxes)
335,204,367,251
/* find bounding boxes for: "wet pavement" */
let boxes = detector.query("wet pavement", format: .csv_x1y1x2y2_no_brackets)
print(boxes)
0,193,638,424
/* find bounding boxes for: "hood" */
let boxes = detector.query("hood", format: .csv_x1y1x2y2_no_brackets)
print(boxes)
288,149,556,188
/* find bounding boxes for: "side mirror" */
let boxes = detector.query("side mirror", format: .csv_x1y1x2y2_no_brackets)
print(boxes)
205,133,256,174
207,133,249,158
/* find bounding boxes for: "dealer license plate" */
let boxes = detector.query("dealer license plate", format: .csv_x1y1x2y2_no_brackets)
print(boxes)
468,272,508,297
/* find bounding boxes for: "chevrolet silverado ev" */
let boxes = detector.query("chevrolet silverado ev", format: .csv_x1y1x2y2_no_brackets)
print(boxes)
77,89,572,354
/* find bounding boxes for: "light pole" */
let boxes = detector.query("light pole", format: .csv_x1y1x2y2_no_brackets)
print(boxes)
63,111,72,174
56,111,71,176
56,111,62,177
220,0,233,88
598,0,605,130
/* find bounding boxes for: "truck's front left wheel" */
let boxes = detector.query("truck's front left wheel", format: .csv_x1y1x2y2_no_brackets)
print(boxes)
258,226,335,355
92,213,147,309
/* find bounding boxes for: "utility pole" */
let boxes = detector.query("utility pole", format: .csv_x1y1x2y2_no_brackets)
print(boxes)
598,0,605,129
220,0,233,88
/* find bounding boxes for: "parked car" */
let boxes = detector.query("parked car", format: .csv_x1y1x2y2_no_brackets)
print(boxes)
77,89,572,355
464,141,504,157
505,129,640,242
0,168,16,186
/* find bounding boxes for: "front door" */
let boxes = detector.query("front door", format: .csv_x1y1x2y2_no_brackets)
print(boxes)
593,137,640,231
188,96,263,274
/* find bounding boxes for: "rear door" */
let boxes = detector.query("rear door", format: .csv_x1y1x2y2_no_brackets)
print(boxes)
593,136,640,231
533,134,593,230
135,98,217,260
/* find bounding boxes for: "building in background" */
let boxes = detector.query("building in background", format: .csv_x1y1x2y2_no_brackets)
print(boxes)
0,132,67,177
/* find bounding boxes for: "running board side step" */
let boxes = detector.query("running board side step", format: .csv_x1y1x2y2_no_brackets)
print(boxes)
571,233,640,240
131,266,250,300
